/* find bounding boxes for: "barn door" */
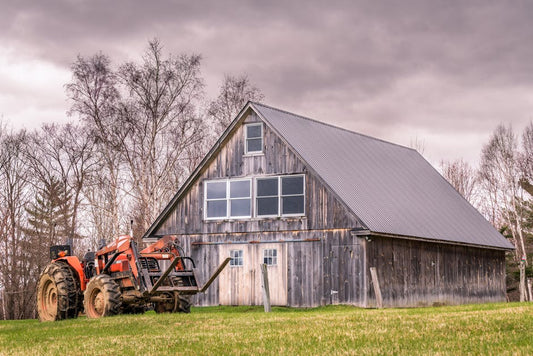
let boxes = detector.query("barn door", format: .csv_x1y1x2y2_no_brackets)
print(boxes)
329,244,362,304
217,244,287,306
252,243,288,306
218,244,254,305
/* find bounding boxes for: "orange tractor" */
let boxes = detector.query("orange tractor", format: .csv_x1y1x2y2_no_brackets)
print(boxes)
37,235,230,321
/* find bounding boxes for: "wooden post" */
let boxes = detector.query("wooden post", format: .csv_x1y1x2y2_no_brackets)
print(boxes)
527,278,533,302
519,258,526,302
1,288,5,320
370,267,383,309
260,263,271,312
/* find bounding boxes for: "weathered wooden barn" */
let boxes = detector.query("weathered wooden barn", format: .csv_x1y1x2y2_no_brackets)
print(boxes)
143,102,514,308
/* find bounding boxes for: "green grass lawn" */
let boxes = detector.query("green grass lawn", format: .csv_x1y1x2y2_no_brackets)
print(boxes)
0,303,532,355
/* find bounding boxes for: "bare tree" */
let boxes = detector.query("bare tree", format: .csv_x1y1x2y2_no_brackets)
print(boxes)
440,159,478,203
117,39,205,238
520,122,533,195
0,129,35,319
479,124,527,263
24,124,96,250
57,124,98,247
66,53,125,243
208,74,264,134
519,122,533,272
67,40,207,241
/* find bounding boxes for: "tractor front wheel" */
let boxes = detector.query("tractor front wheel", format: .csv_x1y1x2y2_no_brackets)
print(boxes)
37,262,80,321
84,274,121,318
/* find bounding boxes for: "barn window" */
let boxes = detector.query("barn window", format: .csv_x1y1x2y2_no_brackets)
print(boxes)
205,181,227,218
263,249,277,266
281,176,305,215
256,177,279,216
205,179,251,219
245,123,263,154
230,180,251,217
256,175,305,217
230,250,243,266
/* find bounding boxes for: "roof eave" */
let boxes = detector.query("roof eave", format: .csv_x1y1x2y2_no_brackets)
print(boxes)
368,231,515,251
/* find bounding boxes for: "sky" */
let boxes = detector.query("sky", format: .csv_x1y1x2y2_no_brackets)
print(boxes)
1,0,532,167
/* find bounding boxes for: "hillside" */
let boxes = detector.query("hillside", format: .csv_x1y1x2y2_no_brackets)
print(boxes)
0,303,532,355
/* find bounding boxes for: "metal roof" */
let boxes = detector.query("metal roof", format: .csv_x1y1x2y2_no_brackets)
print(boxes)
251,102,514,250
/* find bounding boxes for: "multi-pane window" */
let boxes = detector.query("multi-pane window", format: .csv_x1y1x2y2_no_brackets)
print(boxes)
256,175,305,217
281,176,305,215
205,181,227,218
230,250,243,267
256,178,279,216
230,180,251,217
205,179,251,219
204,175,304,220
245,123,263,154
263,249,277,266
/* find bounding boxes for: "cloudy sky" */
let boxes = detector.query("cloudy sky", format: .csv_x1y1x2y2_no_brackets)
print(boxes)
1,0,532,166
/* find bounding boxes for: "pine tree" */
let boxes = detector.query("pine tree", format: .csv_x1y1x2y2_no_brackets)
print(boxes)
23,176,73,272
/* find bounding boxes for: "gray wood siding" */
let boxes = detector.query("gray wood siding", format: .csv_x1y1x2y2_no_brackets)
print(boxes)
287,229,366,307
321,230,366,307
365,236,507,307
187,229,366,308
153,111,362,237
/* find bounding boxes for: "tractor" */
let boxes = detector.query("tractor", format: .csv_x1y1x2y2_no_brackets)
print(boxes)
36,235,230,321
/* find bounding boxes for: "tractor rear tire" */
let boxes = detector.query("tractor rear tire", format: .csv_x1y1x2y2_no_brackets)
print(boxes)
84,274,121,318
37,262,80,321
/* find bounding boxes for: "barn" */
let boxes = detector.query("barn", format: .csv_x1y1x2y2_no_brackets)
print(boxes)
143,102,514,308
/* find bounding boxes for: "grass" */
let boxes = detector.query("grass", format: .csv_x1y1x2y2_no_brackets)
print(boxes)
0,303,532,355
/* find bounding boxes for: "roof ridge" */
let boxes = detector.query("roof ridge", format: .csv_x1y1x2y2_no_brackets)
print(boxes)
250,101,418,153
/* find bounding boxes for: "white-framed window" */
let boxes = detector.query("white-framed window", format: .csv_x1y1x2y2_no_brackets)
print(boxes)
205,180,227,219
281,175,305,215
256,177,279,217
230,249,243,267
256,175,305,217
245,123,263,154
263,249,277,266
205,179,251,219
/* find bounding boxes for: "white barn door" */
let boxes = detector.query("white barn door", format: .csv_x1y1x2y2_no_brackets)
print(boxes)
218,243,287,306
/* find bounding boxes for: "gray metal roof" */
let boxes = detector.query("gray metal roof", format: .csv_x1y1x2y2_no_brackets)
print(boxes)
252,102,514,250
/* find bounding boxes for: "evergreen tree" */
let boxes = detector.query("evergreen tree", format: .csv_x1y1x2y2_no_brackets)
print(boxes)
23,176,73,272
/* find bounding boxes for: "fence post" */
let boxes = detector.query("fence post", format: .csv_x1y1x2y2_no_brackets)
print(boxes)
519,257,526,302
260,263,271,312
370,267,383,309
527,278,532,302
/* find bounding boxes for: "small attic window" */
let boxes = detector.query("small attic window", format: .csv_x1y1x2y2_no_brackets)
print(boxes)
245,123,263,154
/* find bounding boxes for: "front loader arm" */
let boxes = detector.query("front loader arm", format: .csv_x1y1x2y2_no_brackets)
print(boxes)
199,258,231,293
96,236,143,287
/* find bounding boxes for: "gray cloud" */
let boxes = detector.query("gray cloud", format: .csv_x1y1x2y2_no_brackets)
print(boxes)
1,0,533,165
